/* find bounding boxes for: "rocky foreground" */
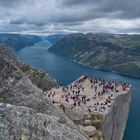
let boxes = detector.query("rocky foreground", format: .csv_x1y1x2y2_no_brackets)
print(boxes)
0,44,88,140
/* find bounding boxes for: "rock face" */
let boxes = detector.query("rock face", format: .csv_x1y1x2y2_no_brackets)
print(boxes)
18,64,57,90
0,44,87,140
102,91,131,140
0,103,86,140
82,126,97,137
48,75,131,140
0,44,57,90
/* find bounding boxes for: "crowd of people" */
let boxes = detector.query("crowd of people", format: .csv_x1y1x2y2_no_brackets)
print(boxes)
45,75,130,113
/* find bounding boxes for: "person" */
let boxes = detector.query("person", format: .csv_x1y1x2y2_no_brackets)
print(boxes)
62,106,65,113
88,108,91,113
61,95,64,99
74,101,76,107
78,99,81,106
93,96,96,99
65,98,69,103
94,85,97,92
83,99,86,105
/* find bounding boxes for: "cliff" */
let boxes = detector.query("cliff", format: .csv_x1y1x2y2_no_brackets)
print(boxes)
0,44,57,90
0,44,87,140
48,33,140,78
18,64,57,90
102,89,131,140
0,44,131,140
48,75,131,140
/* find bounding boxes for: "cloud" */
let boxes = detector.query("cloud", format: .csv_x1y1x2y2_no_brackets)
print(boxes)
0,0,140,34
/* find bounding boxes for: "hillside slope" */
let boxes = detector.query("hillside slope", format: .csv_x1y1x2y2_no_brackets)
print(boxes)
49,33,140,78
0,44,87,140
0,33,41,51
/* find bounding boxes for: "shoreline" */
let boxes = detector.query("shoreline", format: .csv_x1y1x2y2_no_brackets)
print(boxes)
70,59,140,80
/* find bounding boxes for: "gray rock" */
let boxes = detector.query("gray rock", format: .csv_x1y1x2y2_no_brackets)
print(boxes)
0,45,88,140
0,103,87,140
18,63,58,90
84,120,92,125
102,90,131,140
82,126,97,137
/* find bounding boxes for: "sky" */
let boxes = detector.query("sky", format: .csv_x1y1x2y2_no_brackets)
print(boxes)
0,0,140,34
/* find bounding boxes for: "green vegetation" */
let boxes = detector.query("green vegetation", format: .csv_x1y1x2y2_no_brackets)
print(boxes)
0,33,41,51
97,131,104,140
49,33,140,78
20,64,46,79
89,113,104,130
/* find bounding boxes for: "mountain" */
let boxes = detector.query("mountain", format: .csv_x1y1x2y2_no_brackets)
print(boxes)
0,33,41,51
46,34,65,43
0,44,87,140
49,33,140,78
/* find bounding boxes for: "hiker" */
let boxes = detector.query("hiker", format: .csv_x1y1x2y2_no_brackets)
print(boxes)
83,99,86,105
65,98,69,102
62,106,66,113
78,99,81,106
74,101,76,107
94,85,97,92
88,108,91,113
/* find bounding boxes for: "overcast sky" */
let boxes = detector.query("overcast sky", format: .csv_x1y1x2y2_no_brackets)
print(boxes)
0,0,140,34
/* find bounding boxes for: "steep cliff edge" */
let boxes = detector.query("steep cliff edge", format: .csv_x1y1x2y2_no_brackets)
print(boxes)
0,44,131,140
0,44,57,90
0,44,87,140
102,90,131,140
18,63,57,90
48,75,131,140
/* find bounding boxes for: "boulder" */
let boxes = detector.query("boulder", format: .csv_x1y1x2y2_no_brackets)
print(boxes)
82,126,97,137
84,120,92,125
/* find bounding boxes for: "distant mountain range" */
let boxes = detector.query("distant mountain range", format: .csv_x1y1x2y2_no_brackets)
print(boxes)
1,33,140,78
49,33,140,78
0,33,41,51
0,33,66,52
45,34,65,43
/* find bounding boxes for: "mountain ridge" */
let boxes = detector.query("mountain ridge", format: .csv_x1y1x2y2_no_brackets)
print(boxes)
49,33,140,78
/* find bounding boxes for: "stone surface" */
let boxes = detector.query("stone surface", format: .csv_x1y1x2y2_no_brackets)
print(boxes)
84,120,92,125
0,44,87,140
82,126,97,137
102,90,131,140
47,70,131,140
19,63,57,90
0,103,87,140
0,44,131,140
0,44,57,91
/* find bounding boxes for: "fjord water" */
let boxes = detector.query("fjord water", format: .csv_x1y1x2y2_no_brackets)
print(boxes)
17,40,140,140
